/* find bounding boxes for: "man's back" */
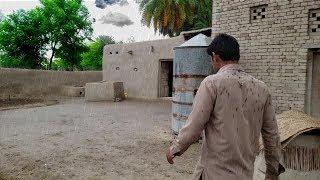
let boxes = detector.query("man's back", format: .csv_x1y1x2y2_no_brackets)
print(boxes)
197,64,270,179
167,34,283,180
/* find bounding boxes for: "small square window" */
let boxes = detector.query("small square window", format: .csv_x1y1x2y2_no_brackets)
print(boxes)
308,9,320,34
250,5,267,23
109,52,112,54
116,52,119,54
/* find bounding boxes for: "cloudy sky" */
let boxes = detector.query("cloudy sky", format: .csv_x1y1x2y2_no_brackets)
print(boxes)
0,0,167,42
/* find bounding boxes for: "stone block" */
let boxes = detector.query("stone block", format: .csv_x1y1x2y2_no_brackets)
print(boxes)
85,82,113,101
85,81,125,102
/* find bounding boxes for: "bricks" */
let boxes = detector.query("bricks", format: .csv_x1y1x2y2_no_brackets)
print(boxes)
212,0,320,113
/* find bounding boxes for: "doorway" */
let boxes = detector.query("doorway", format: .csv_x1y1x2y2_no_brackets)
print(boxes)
159,60,173,97
311,52,320,117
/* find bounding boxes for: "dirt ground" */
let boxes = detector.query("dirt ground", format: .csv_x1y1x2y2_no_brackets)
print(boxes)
0,98,201,180
0,98,58,111
0,98,44,108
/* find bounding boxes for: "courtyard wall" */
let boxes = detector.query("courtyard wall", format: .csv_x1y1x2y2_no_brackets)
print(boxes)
0,68,102,99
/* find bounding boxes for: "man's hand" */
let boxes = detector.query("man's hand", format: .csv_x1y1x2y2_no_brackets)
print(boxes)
166,147,175,164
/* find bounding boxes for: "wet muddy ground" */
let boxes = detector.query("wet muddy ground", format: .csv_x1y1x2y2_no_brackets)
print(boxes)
0,99,200,180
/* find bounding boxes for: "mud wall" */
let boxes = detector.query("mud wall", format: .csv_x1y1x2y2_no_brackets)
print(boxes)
0,68,102,99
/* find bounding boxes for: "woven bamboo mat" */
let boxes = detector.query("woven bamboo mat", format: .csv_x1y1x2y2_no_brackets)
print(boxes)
259,110,320,150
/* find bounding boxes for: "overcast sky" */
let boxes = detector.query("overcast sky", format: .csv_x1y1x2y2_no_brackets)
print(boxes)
0,0,167,42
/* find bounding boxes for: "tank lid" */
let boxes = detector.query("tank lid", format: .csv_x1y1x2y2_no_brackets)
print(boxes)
176,33,212,48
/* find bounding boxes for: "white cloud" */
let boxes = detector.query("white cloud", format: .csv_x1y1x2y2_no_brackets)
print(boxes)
95,0,129,9
0,0,165,42
99,12,134,27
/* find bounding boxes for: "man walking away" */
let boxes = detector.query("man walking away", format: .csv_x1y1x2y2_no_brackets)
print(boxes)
166,34,285,180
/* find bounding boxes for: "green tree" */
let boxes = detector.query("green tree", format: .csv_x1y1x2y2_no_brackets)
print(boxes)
193,0,212,29
0,55,27,68
56,40,88,70
139,0,212,37
98,35,116,45
0,0,93,70
0,9,47,69
80,36,115,70
39,0,93,69
41,57,70,70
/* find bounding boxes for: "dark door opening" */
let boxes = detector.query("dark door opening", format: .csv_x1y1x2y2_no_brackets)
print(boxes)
159,60,173,97
311,53,320,117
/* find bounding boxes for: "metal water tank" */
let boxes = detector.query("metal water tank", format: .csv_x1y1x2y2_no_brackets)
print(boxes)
172,34,213,134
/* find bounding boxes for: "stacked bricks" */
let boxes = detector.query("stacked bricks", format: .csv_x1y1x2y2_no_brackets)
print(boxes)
212,0,320,113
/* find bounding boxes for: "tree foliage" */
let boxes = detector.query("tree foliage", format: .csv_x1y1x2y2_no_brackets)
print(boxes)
0,9,47,68
80,35,116,70
0,55,29,69
139,0,212,37
40,0,93,69
0,0,93,70
41,57,70,70
193,0,212,30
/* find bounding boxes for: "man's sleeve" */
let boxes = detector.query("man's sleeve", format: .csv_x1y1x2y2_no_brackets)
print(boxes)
262,93,285,179
171,78,216,156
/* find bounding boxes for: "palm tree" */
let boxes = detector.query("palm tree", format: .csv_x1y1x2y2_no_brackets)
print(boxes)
193,0,212,30
139,0,194,37
139,0,212,37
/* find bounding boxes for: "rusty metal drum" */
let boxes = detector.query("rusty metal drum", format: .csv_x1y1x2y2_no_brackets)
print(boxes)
172,34,213,134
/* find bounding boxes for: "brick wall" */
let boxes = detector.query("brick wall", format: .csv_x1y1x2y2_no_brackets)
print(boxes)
212,0,320,113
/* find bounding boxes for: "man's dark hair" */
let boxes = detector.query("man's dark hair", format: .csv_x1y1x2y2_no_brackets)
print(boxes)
207,33,240,61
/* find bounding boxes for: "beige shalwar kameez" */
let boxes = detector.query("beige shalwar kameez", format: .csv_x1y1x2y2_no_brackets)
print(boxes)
171,64,284,180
